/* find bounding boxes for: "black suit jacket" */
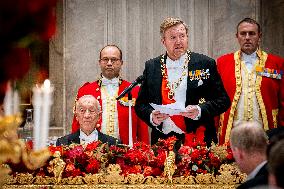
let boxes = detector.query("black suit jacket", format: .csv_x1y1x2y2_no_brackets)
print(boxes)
135,52,230,145
237,163,268,189
56,130,121,146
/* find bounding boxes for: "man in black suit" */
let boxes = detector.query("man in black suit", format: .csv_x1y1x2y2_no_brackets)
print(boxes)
56,95,120,146
135,17,230,145
230,121,268,189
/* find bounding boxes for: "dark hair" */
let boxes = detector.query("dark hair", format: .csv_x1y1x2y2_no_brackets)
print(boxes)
99,44,123,60
236,17,261,33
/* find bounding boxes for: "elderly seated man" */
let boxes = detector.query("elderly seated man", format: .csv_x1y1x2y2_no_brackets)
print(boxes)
56,94,120,146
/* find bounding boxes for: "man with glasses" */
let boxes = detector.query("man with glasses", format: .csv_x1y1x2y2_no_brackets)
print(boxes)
135,17,230,146
71,45,149,145
56,94,120,146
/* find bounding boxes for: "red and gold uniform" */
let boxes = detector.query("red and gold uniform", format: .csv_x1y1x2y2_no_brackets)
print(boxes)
71,77,149,145
217,50,284,144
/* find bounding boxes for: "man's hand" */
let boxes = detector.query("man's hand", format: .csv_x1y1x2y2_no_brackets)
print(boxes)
152,110,169,125
180,105,200,119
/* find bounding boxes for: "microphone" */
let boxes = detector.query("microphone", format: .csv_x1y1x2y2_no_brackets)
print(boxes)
116,75,145,100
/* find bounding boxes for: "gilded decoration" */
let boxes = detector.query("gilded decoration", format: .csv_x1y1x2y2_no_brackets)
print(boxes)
224,51,242,143
3,163,243,187
0,115,51,186
1,121,244,188
272,109,279,128
255,50,269,130
101,86,118,137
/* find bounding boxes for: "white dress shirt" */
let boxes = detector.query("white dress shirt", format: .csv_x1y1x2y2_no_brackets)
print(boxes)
242,51,257,72
162,53,188,134
79,129,98,144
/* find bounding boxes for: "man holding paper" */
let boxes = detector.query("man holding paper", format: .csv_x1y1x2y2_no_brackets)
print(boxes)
135,17,230,146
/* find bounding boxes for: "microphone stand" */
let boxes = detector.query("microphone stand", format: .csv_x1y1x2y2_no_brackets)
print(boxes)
117,75,144,148
128,92,133,148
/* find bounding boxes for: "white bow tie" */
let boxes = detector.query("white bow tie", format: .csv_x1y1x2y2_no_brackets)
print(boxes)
101,78,119,86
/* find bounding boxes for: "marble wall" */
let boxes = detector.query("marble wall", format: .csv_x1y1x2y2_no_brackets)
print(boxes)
49,0,284,136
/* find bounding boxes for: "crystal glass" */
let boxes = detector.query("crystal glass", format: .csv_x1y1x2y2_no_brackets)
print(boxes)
22,109,34,141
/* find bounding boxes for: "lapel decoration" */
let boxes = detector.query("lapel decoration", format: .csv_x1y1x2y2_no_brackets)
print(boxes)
189,69,210,84
198,98,206,105
118,96,136,106
255,66,283,79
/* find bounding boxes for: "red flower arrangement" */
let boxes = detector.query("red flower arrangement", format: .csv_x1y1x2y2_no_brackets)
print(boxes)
9,128,233,179
176,126,223,176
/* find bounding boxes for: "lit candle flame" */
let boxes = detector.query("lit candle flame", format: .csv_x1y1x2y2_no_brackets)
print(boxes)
43,79,51,89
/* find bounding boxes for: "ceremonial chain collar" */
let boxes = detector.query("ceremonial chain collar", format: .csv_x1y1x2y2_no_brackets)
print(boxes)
97,73,123,87
161,50,191,97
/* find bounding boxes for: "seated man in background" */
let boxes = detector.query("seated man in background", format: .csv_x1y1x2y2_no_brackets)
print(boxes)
230,121,268,189
56,94,120,146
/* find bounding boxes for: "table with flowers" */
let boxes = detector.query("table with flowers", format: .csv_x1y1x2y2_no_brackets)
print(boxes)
1,121,246,189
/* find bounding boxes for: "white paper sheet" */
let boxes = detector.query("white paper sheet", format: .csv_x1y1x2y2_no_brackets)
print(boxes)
150,102,186,116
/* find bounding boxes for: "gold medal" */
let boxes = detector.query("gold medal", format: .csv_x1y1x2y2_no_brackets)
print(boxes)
168,90,175,100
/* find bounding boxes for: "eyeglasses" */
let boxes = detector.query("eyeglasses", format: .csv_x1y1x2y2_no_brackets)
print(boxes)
77,108,99,116
99,57,121,64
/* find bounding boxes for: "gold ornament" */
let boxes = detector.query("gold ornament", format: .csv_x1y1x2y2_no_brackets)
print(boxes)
163,147,176,183
0,115,50,185
47,151,66,184
161,50,191,100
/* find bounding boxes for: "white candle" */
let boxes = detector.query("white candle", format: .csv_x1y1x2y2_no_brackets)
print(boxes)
13,90,20,114
32,85,42,150
3,82,12,116
40,79,54,149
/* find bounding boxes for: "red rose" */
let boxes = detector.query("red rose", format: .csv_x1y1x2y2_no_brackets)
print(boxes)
86,158,100,174
190,149,200,161
48,146,63,155
64,162,82,177
151,167,163,176
64,145,84,161
85,141,101,151
154,150,166,168
123,165,142,176
226,152,234,161
143,166,153,177
178,146,192,155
